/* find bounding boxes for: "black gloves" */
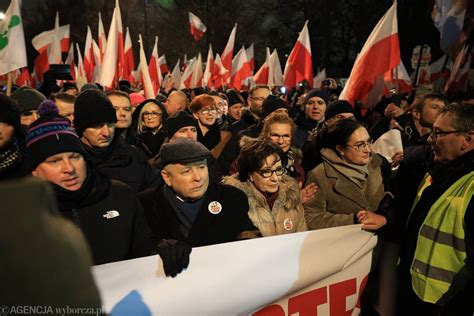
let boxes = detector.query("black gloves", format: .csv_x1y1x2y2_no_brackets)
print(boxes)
156,239,192,278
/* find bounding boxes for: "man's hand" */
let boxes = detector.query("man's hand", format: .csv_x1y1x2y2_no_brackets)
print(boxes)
300,182,319,204
384,103,404,118
356,210,387,231
156,239,192,278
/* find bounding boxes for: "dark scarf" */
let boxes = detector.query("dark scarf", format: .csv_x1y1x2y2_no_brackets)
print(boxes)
52,166,111,211
163,185,205,238
0,138,23,176
198,122,221,150
83,136,131,168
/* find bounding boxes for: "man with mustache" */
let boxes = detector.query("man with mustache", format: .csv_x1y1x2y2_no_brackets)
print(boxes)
397,102,474,315
74,90,161,193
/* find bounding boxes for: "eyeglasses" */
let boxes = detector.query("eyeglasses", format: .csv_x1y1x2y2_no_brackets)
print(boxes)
269,133,291,142
346,141,373,152
143,111,162,118
199,108,217,115
429,129,472,140
257,166,286,178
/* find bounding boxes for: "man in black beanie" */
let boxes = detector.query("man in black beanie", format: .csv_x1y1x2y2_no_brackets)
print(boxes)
0,94,27,180
10,86,46,129
166,111,198,141
74,90,161,193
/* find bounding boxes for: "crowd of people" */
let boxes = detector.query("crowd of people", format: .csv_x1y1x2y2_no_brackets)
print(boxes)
0,79,472,315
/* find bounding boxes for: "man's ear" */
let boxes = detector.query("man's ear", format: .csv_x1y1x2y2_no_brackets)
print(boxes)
412,109,421,120
161,169,172,187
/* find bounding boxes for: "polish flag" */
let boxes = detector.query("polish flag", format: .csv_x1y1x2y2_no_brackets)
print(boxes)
123,27,135,81
92,39,102,81
171,59,181,90
148,36,163,95
384,61,413,93
283,21,313,89
32,13,70,81
47,12,62,65
180,54,203,89
138,34,155,99
270,49,283,86
245,44,255,74
14,68,31,87
158,55,169,74
339,2,400,106
98,12,107,64
65,43,76,80
98,0,124,88
83,26,95,82
230,46,252,91
254,47,271,85
75,43,87,89
212,53,228,89
202,44,214,88
189,12,207,42
221,24,237,83
313,68,326,89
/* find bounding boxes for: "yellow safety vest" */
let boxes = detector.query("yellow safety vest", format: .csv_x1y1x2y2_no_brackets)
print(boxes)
410,171,474,304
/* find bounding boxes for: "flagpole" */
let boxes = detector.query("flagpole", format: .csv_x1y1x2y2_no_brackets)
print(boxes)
6,72,13,96
414,44,425,86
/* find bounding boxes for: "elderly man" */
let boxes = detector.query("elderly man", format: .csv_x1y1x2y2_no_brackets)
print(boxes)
50,92,76,126
229,85,271,134
164,91,188,116
140,138,259,249
397,103,474,315
74,90,161,193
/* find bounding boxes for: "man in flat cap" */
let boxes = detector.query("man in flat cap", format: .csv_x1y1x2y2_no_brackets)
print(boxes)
140,138,259,250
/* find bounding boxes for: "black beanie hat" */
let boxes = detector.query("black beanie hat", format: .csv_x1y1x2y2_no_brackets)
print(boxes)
10,87,46,113
0,94,21,135
74,90,117,136
324,100,355,121
262,95,288,118
26,101,85,171
165,111,198,138
303,89,330,105
226,89,243,107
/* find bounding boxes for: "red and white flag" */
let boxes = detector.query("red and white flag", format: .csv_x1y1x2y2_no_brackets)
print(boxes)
283,21,313,89
75,43,87,89
221,24,237,84
123,26,135,82
14,68,31,87
171,59,181,90
158,55,169,74
444,44,471,93
212,53,228,90
0,0,28,76
84,26,95,83
138,34,155,99
180,54,203,89
98,0,124,88
270,49,284,86
254,47,271,85
339,2,400,106
245,44,255,74
202,44,214,88
230,46,252,90
384,61,413,93
32,13,70,81
65,42,76,80
189,12,207,42
47,12,62,65
148,36,163,95
98,12,107,64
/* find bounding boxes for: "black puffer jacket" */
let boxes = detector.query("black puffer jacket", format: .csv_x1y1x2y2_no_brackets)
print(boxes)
83,135,162,193
53,167,156,265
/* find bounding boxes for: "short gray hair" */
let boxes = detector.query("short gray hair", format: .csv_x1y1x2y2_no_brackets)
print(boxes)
440,102,474,132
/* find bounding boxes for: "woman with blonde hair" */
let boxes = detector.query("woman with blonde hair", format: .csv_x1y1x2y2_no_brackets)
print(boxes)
134,99,168,157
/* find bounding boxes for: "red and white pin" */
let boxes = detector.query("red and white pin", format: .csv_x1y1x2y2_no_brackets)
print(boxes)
208,201,222,215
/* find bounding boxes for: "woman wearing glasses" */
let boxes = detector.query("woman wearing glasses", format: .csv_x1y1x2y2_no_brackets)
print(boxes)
223,139,307,237
304,119,393,231
190,94,223,151
135,99,168,157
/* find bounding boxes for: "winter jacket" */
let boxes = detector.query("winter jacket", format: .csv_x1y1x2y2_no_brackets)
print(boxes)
83,135,162,193
138,179,259,247
54,168,156,265
304,150,392,230
223,174,307,237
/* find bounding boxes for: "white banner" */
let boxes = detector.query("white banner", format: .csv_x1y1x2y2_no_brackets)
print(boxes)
92,225,377,315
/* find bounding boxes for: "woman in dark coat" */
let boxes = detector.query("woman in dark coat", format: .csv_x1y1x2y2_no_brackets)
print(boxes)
134,99,168,157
